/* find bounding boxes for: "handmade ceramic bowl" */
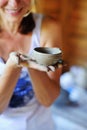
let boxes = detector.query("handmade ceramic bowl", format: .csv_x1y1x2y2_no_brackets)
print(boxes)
31,47,62,66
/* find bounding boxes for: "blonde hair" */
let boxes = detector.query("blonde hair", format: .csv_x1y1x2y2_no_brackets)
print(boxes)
0,11,3,31
23,0,35,17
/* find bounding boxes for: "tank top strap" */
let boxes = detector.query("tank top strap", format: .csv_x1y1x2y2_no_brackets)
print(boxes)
0,58,5,75
29,13,43,54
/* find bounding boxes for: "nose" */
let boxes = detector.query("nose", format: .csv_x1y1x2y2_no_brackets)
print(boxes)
8,0,19,7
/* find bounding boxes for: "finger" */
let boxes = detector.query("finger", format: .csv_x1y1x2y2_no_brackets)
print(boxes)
27,61,48,72
19,54,30,61
48,66,56,71
57,64,63,68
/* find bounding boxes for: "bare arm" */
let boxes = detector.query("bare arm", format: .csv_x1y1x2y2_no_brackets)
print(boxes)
28,16,63,106
0,56,21,113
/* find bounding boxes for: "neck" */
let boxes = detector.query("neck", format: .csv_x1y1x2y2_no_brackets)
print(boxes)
6,22,19,34
2,20,20,35
0,13,21,35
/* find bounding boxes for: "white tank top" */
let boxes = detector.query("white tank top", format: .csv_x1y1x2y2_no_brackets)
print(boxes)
0,14,55,130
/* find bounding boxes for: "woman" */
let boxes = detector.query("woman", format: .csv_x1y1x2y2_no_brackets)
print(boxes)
0,0,62,130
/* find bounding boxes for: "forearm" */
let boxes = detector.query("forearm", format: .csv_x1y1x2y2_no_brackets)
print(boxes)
0,65,21,113
28,68,61,107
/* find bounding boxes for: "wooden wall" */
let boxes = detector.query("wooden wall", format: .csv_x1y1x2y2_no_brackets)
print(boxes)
33,0,87,69
32,0,61,19
61,0,87,69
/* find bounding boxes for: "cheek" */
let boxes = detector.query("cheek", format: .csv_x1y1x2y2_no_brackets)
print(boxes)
0,0,7,7
23,0,31,5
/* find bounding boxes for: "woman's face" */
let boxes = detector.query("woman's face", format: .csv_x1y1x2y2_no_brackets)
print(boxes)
0,0,32,22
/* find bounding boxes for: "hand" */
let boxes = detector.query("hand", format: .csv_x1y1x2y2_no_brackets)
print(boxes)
7,52,63,71
18,54,64,72
6,52,21,68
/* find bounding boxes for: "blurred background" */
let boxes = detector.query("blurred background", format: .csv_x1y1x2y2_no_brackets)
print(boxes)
34,0,87,130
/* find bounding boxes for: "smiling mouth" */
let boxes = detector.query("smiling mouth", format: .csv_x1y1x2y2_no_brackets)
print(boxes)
5,8,23,15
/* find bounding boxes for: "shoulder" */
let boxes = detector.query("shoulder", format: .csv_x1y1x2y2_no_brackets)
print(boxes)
42,16,61,34
32,13,43,24
32,13,43,33
40,16,62,48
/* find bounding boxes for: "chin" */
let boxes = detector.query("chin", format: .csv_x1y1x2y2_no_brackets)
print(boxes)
6,15,22,23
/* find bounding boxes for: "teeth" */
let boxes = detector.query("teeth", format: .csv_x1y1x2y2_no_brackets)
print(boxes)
7,10,17,13
5,8,21,13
